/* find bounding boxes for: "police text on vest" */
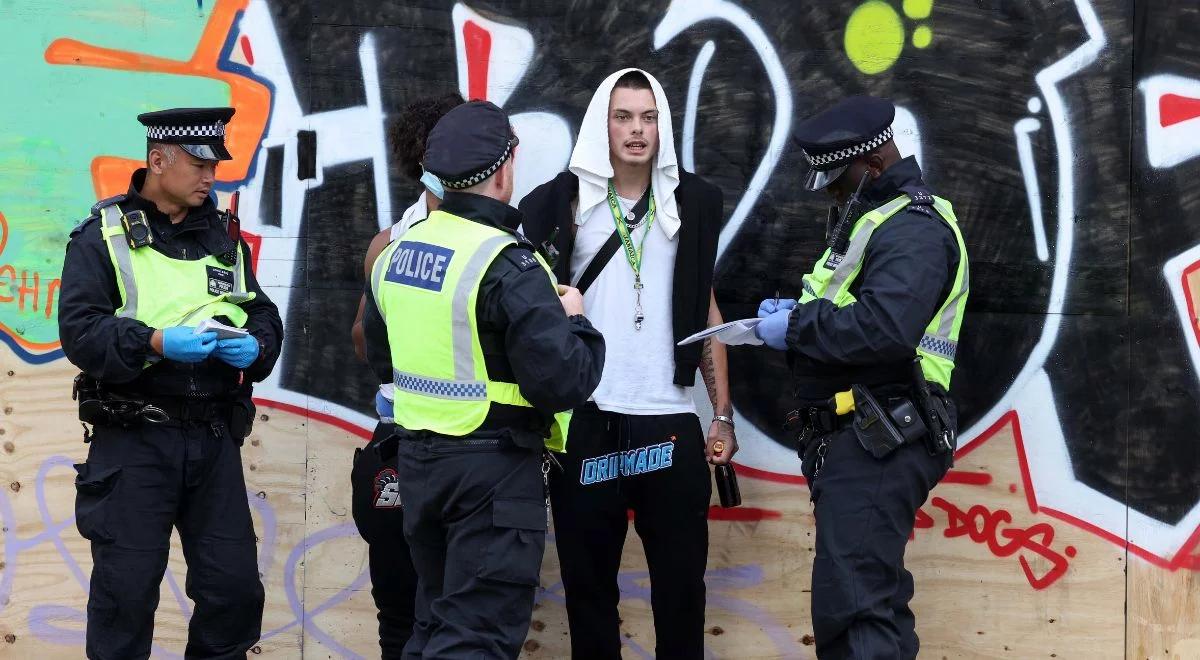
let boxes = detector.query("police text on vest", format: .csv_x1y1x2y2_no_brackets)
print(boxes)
386,241,454,292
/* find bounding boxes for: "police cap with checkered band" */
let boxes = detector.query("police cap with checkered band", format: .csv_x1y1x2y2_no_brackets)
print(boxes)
422,101,518,190
794,95,895,191
137,107,236,161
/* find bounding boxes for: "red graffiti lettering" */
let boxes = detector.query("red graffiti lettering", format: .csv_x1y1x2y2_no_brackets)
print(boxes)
930,496,1074,590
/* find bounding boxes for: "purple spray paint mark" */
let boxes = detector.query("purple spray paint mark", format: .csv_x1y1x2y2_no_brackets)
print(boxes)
273,522,368,658
165,568,193,619
27,605,85,645
249,488,278,576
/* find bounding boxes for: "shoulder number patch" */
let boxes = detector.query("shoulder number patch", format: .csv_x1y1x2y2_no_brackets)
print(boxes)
513,251,540,272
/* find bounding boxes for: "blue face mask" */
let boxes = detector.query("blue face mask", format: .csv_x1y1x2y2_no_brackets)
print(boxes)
419,169,446,200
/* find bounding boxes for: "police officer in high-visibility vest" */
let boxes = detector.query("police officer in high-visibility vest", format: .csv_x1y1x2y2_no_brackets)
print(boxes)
58,107,282,659
755,96,969,659
361,100,605,659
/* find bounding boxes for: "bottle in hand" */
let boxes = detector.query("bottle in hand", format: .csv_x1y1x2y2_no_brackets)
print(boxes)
715,464,741,508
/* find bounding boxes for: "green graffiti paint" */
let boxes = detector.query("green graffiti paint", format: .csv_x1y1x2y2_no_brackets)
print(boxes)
902,0,934,20
913,25,933,48
844,1,905,75
0,1,230,346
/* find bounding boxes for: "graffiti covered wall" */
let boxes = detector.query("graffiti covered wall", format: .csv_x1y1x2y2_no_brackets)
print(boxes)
1,0,1198,657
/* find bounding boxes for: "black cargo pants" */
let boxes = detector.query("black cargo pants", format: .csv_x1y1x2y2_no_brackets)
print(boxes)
74,418,263,659
395,435,546,659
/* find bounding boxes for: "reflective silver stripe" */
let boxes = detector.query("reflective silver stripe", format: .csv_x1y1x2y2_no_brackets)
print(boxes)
100,205,138,319
822,226,874,301
450,235,516,380
393,369,486,401
919,333,957,359
370,244,392,320
821,196,912,302
928,199,969,340
934,265,968,337
379,416,395,424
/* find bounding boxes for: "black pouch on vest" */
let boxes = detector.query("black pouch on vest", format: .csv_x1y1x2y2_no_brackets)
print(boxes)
228,396,256,444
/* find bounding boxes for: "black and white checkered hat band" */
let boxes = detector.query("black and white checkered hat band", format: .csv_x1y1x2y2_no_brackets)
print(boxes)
804,126,894,170
145,121,226,141
438,142,514,190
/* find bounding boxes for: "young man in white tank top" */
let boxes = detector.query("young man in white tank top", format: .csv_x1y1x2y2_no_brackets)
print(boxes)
521,69,736,660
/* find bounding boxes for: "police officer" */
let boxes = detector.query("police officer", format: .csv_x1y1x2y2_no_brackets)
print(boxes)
361,101,605,659
755,96,969,659
348,92,461,659
58,107,283,659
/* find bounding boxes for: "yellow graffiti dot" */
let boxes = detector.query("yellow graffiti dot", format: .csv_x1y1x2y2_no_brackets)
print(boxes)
844,1,906,75
903,0,934,20
913,25,933,48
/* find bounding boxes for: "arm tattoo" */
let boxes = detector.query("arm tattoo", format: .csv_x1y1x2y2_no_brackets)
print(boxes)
701,338,718,405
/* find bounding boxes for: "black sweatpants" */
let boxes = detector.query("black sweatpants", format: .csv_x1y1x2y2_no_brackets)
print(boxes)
351,422,420,659
800,408,955,659
396,435,547,659
548,403,711,659
73,419,264,660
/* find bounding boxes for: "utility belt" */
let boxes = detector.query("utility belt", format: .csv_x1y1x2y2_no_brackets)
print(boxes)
392,426,544,451
785,360,956,462
73,373,255,442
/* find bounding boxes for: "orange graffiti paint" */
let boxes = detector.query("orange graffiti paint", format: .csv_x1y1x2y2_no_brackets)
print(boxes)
44,0,270,198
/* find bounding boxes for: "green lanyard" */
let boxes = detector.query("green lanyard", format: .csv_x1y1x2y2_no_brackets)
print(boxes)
606,180,656,330
607,180,657,275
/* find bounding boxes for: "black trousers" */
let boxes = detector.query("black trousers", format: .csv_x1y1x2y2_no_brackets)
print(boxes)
351,423,420,659
800,418,954,660
548,404,711,660
396,435,546,659
73,419,264,660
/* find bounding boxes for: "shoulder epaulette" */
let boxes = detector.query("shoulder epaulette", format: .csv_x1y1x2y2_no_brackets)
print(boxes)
90,193,127,215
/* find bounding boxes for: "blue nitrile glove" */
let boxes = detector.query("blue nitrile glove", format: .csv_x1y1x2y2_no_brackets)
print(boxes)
757,297,797,318
214,335,260,369
375,390,395,420
162,327,218,363
755,307,793,351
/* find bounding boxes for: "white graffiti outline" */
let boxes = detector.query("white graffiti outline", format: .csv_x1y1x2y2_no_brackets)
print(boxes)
1140,73,1200,169
1014,116,1049,261
957,0,1199,561
451,3,572,205
682,40,717,172
230,0,390,431
654,0,794,257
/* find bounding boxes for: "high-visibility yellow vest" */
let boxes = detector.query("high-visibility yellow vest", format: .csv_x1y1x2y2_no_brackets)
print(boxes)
98,203,254,357
370,210,570,450
797,194,969,389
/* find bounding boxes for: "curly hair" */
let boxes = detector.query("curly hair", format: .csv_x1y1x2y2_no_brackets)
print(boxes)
390,92,465,182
